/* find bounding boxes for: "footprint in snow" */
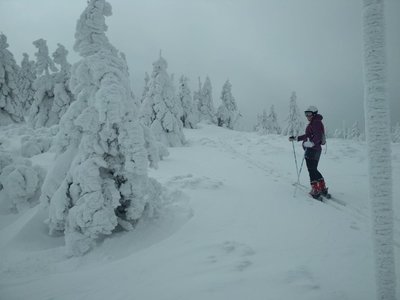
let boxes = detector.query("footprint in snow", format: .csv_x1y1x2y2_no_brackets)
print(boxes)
284,266,320,292
198,137,218,148
206,241,255,272
166,174,223,190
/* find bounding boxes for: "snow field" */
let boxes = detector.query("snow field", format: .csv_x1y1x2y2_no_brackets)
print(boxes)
0,124,399,300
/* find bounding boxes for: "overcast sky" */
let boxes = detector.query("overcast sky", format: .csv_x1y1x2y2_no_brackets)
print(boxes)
1,0,399,132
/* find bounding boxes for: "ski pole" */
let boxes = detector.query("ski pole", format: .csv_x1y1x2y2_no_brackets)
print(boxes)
297,155,305,183
291,141,299,178
294,154,305,197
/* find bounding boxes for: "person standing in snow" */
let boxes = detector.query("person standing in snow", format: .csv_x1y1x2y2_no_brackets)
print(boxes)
289,106,328,199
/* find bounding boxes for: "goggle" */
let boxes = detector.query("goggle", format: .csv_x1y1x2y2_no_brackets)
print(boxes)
304,112,314,117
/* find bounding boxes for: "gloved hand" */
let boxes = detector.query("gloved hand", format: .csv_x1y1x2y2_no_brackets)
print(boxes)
288,136,296,141
303,140,314,148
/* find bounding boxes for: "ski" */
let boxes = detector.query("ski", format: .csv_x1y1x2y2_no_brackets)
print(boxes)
293,182,323,202
293,182,346,206
321,193,346,206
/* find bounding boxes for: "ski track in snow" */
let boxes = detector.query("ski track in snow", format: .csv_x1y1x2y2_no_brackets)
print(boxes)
216,132,371,222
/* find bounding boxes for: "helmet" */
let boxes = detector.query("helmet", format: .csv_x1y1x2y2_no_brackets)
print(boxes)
304,105,318,114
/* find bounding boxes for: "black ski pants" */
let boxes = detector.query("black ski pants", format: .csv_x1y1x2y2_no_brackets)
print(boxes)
304,148,323,183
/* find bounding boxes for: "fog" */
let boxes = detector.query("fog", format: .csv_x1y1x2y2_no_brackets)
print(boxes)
1,0,399,132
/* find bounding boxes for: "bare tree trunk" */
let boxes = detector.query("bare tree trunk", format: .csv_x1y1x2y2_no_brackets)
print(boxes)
362,0,397,299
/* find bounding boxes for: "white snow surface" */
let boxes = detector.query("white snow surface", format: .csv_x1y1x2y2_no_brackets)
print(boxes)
0,123,399,300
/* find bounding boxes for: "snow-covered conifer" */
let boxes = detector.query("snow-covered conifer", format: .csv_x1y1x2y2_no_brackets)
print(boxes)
178,75,198,129
52,43,74,123
0,33,24,125
140,54,185,147
197,76,216,124
193,77,202,110
267,105,281,134
333,129,343,139
34,38,57,76
349,121,361,140
44,0,162,256
17,53,36,115
140,72,150,104
282,92,304,137
362,0,397,298
254,109,268,134
216,80,239,130
28,39,58,128
255,105,281,135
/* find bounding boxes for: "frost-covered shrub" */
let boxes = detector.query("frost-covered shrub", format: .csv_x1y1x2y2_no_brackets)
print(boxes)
45,0,163,256
141,123,169,169
0,158,44,212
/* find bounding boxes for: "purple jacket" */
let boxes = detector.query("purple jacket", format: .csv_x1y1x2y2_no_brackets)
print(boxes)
297,114,325,151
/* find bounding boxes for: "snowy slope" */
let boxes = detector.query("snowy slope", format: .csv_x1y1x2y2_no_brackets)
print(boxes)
0,124,399,300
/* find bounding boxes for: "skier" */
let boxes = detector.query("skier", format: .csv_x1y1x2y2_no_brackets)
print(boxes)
289,106,328,199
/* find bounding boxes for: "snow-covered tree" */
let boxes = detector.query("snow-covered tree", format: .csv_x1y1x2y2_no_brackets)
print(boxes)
140,53,185,147
282,92,304,137
349,121,362,140
193,77,202,110
333,129,342,139
44,0,162,256
28,38,58,128
178,75,198,129
140,72,150,104
254,109,268,134
255,105,281,135
0,33,24,125
216,79,240,130
392,122,400,143
197,76,216,124
28,41,73,128
17,53,36,115
267,105,281,134
52,43,74,123
362,0,397,299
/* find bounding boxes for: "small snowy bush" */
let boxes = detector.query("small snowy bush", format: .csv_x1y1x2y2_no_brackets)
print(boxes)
0,159,44,212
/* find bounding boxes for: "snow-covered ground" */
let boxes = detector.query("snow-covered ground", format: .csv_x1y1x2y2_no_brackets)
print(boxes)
0,124,399,300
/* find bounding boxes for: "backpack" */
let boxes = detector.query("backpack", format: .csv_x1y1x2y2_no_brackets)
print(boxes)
321,122,326,145
321,133,326,145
